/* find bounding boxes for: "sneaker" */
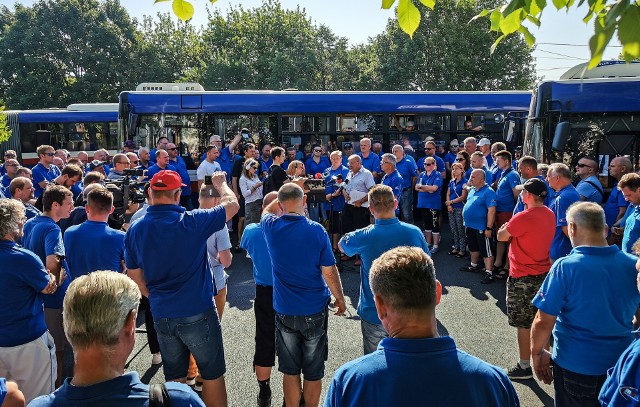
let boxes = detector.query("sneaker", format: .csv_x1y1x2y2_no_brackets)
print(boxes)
460,264,484,272
257,393,272,407
480,272,495,284
494,268,508,279
194,381,203,392
186,376,196,386
507,363,534,380
430,246,439,254
151,352,162,365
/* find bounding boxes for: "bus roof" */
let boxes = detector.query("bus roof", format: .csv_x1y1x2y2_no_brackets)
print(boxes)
546,77,640,113
12,108,118,124
119,90,532,115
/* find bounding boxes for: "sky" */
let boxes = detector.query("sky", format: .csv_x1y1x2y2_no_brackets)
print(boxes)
4,0,624,82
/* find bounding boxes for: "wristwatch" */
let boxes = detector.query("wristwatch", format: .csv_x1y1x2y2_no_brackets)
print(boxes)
485,227,492,231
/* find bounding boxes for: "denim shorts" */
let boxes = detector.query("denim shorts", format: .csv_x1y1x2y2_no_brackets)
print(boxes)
154,308,226,381
361,319,388,355
275,308,328,381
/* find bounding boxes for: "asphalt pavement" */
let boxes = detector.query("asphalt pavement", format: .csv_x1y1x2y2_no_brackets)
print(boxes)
107,227,555,406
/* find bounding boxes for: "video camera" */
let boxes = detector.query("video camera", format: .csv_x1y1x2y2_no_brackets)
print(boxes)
104,168,148,229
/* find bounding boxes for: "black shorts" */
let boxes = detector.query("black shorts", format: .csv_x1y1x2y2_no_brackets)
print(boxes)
466,227,495,258
341,204,370,234
238,194,246,218
253,285,275,368
325,210,342,234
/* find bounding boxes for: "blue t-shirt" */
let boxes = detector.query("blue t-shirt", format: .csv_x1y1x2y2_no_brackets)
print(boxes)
261,214,334,316
0,240,49,347
32,163,61,198
494,168,520,212
339,218,429,325
576,175,604,203
463,185,497,231
64,220,125,278
604,181,629,227
381,170,403,199
22,215,69,309
549,185,581,260
417,155,446,174
325,165,350,212
466,167,493,185
513,176,554,215
169,159,191,196
395,156,418,189
448,177,468,209
240,223,273,287
416,171,443,210
29,371,204,406
622,205,640,254
358,152,381,175
124,205,226,319
325,336,520,407
599,337,640,406
305,156,331,177
532,245,640,375
444,152,457,168
25,203,42,220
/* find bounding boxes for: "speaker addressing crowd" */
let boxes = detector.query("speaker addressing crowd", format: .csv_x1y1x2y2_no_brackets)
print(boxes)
2,133,640,406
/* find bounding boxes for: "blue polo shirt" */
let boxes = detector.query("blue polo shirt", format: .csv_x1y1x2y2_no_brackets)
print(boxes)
576,175,604,203
325,336,519,407
29,372,204,407
381,170,403,199
0,240,49,347
463,184,497,231
533,245,640,375
444,152,457,168
485,154,494,168
146,163,177,182
261,214,334,316
22,215,69,309
448,177,468,209
0,175,10,189
513,176,554,215
124,204,226,319
417,155,445,174
240,223,273,287
416,171,443,210
358,152,381,174
325,165,350,212
395,156,418,189
25,203,42,220
466,167,493,185
339,218,429,325
599,338,640,406
216,148,240,182
32,163,60,198
64,220,125,278
170,159,191,196
305,156,331,177
495,168,520,212
549,185,581,260
622,205,640,254
604,181,628,227
490,163,502,183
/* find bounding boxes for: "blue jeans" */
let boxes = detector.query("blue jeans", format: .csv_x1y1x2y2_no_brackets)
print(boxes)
275,309,328,381
361,319,388,355
154,308,226,381
553,362,606,407
400,188,414,224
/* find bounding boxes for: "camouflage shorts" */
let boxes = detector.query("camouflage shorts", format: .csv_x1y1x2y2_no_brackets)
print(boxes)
506,273,548,329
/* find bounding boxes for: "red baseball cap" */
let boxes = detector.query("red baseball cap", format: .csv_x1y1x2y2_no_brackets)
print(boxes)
150,170,186,190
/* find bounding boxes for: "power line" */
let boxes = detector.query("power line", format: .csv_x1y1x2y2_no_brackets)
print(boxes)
537,42,623,48
535,49,587,60
534,56,589,60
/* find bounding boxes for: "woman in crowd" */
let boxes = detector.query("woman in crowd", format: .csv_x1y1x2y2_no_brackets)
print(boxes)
286,160,306,179
445,162,469,257
456,151,471,174
415,156,444,253
239,158,263,225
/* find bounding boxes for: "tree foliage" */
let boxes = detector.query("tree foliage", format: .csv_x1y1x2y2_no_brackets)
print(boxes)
0,105,10,144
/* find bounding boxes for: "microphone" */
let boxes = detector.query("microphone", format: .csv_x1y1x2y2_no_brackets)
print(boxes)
314,173,322,179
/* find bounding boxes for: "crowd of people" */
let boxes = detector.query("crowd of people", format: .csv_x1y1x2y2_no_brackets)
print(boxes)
0,131,639,407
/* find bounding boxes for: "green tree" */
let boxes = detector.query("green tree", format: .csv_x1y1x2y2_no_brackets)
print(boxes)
0,0,139,109
370,0,536,91
0,105,10,144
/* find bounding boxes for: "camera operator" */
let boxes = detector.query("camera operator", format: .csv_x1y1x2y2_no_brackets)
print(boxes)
104,154,143,230
34,164,83,212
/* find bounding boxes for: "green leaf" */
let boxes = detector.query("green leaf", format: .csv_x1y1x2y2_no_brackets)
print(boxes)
172,0,195,21
618,4,640,60
419,0,435,9
500,9,526,35
209,0,218,4
397,0,421,38
588,17,614,69
490,9,503,31
154,0,171,3
381,0,396,9
552,0,569,10
605,0,629,30
518,25,536,45
491,34,506,54
530,0,545,16
526,14,541,27
469,8,491,23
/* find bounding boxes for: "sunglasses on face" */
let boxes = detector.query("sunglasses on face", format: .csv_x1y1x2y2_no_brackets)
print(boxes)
168,147,178,151
426,163,434,166
130,160,139,164
456,158,465,162
45,153,55,157
4,154,16,158
576,163,592,169
425,147,435,151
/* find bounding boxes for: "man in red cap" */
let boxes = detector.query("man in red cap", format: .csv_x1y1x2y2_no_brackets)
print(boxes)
124,170,239,407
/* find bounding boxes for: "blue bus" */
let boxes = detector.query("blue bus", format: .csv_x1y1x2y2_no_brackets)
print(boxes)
118,85,531,161
1,103,119,165
523,63,640,189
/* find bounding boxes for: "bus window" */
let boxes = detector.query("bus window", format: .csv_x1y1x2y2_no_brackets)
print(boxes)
336,114,382,133
281,115,331,133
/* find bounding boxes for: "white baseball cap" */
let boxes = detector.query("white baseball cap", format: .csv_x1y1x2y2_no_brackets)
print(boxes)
478,138,491,147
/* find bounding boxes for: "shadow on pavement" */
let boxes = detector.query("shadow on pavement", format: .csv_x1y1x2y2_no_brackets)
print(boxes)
518,379,555,406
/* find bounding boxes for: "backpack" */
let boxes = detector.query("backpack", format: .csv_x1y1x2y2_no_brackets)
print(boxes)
262,165,278,194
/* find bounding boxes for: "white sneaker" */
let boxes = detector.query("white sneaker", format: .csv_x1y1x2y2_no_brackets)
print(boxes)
152,352,162,365
246,252,251,259
186,376,196,386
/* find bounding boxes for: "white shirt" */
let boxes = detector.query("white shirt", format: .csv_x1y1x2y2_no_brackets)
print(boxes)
239,174,263,204
197,159,222,180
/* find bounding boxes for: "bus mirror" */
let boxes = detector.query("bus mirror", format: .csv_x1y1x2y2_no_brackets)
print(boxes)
552,122,571,151
494,113,505,124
